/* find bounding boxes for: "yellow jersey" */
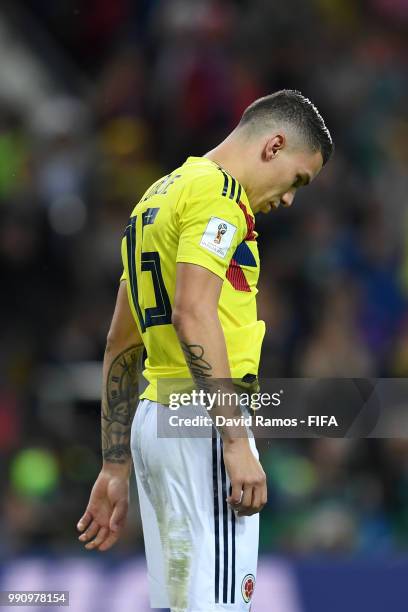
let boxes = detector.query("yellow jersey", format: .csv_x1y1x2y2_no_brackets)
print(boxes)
120,156,265,402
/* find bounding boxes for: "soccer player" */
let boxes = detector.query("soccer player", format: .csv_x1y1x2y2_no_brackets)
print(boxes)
77,90,333,611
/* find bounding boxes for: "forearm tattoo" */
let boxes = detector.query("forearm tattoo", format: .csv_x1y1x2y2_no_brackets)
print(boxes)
180,342,213,394
181,341,241,419
102,344,144,463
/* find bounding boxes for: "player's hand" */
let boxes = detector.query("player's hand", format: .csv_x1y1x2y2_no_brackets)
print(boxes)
77,466,130,551
222,439,267,517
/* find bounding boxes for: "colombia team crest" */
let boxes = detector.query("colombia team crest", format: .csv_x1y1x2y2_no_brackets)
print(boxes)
241,574,255,603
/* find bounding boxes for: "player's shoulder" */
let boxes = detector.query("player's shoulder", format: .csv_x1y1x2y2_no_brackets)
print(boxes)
182,157,243,204
174,157,254,237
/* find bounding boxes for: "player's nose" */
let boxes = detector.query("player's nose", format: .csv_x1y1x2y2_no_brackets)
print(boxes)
281,191,295,208
281,191,295,207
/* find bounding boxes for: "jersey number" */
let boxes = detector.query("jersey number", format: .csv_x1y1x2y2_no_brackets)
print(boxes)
125,216,171,332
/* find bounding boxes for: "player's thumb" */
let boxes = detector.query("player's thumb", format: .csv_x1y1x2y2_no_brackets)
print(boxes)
110,500,128,532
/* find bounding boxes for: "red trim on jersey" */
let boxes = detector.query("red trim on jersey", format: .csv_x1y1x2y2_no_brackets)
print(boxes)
238,202,256,241
226,258,251,292
226,202,256,291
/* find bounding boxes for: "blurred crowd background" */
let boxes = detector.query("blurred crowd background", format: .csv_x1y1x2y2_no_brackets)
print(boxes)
0,0,408,567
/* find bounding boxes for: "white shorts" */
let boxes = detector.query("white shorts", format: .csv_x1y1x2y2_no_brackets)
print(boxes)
131,399,259,612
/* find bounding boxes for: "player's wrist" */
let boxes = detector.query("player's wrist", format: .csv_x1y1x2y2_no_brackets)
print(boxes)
221,432,251,447
101,460,132,478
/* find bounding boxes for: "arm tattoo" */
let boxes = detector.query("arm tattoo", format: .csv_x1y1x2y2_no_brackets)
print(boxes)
102,344,144,464
181,341,241,418
180,342,213,394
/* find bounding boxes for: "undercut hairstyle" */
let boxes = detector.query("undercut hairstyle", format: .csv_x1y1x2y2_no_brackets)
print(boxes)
238,89,334,165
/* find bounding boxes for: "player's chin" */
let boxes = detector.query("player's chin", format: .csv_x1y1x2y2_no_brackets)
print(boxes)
260,201,276,213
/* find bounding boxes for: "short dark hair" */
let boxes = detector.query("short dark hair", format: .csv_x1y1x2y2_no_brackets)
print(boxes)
238,89,334,165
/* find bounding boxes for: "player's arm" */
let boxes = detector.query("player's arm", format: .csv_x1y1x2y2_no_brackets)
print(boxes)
172,263,267,516
77,280,144,551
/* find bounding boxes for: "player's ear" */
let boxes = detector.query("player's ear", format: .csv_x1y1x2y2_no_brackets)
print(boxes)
262,134,285,161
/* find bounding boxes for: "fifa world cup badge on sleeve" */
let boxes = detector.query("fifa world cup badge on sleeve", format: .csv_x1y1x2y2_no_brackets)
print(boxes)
200,216,237,258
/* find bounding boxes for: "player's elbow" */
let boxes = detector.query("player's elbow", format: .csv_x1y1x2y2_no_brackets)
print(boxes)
104,280,143,352
171,304,217,334
105,329,123,353
171,307,195,332
105,325,141,352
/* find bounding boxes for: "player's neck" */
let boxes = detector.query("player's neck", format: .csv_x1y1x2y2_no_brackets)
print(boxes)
204,136,249,194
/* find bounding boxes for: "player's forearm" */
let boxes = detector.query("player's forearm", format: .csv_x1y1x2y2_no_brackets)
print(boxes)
172,309,249,443
101,338,144,471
